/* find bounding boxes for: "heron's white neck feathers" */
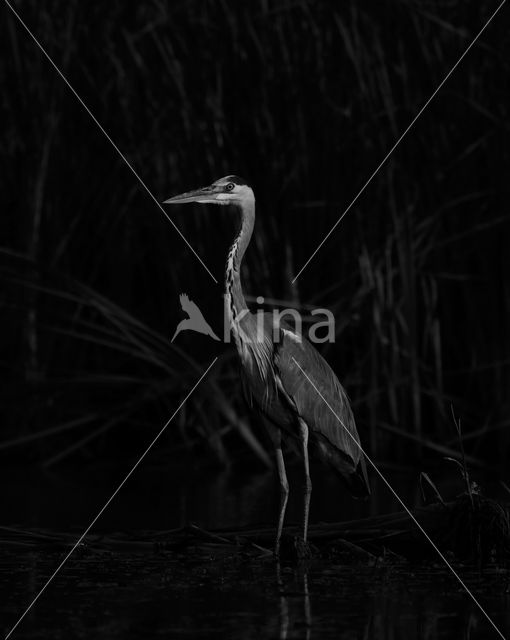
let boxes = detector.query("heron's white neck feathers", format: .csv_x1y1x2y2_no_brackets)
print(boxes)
224,195,275,389
224,195,254,335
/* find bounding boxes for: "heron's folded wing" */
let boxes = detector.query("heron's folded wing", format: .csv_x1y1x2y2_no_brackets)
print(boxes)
275,331,362,467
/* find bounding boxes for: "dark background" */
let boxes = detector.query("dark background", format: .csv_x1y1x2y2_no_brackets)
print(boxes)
1,0,509,484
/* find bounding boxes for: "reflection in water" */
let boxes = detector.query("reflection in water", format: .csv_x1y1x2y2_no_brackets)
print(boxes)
278,565,289,639
274,558,509,640
304,572,311,638
276,561,312,640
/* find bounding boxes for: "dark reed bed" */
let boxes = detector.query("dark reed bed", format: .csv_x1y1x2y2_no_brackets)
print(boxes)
1,0,509,476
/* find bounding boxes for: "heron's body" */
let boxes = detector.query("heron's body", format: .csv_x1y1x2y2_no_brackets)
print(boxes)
165,175,369,552
237,312,369,495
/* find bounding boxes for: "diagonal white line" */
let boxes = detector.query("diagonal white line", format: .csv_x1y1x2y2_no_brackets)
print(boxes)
291,357,506,640
4,358,218,640
3,0,218,284
292,0,507,283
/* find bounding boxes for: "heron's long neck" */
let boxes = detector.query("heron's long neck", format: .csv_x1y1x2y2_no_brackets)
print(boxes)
225,197,255,328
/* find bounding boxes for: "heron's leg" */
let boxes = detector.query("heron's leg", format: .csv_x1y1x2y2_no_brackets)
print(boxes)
275,443,289,556
263,421,290,555
298,418,312,542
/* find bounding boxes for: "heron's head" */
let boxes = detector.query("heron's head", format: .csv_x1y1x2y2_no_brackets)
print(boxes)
163,175,253,207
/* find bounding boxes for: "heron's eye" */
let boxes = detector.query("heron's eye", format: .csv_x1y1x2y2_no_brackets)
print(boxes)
225,182,235,192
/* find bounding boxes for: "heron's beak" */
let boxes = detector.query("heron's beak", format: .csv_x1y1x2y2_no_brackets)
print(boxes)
163,185,216,204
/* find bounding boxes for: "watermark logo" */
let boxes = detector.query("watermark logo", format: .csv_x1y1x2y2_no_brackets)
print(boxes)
171,294,335,344
171,293,221,342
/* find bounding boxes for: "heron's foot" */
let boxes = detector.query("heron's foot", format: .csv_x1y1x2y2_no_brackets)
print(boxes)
294,536,313,561
276,534,316,564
